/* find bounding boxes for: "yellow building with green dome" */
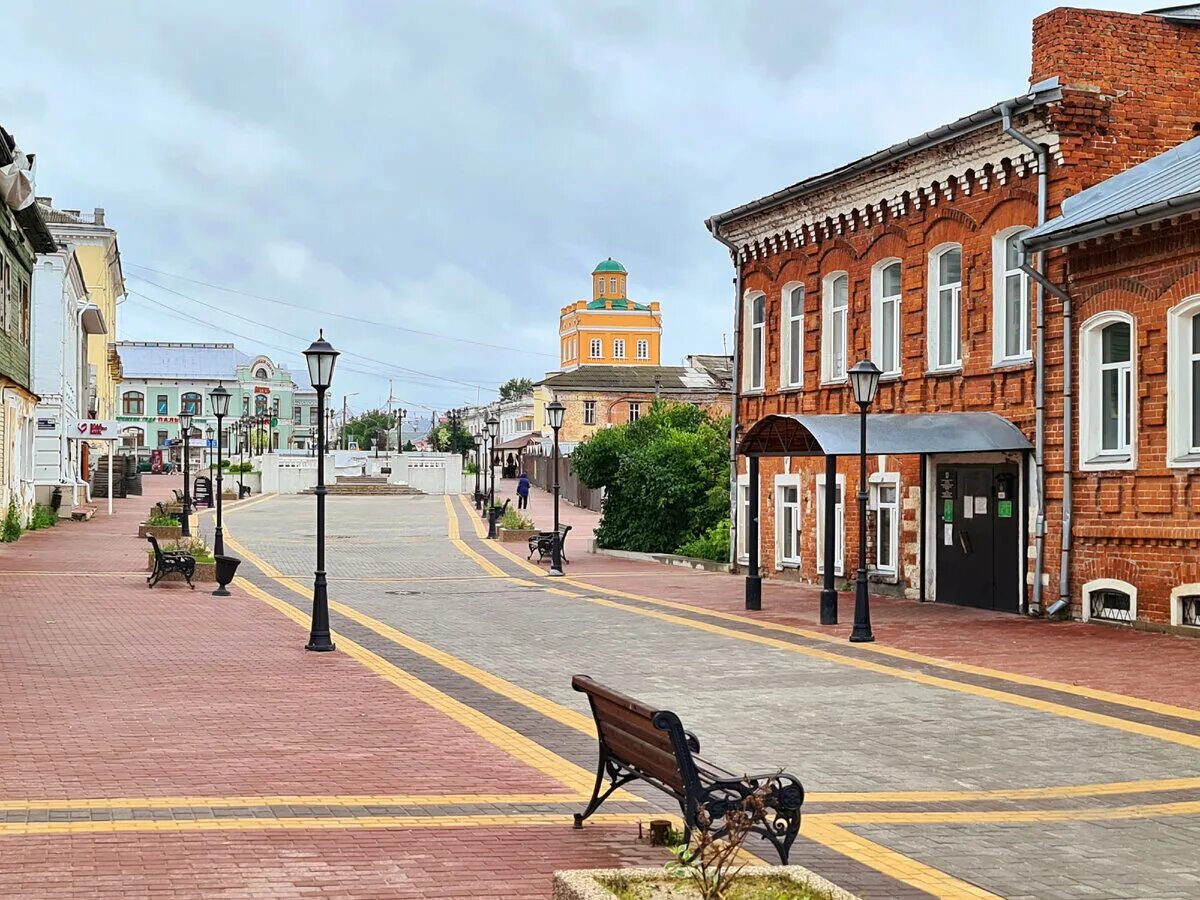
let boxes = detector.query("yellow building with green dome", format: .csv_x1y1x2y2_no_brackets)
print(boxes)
558,258,661,370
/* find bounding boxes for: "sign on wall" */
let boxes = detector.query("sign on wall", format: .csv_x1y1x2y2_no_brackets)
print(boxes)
68,419,121,439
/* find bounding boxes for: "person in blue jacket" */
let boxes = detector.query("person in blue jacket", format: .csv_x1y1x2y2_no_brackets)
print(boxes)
516,471,530,510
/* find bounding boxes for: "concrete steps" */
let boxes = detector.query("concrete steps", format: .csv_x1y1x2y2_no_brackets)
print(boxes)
316,482,425,496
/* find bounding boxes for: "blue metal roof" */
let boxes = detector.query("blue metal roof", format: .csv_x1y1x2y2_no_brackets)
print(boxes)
1023,136,1200,251
738,412,1032,457
115,342,253,379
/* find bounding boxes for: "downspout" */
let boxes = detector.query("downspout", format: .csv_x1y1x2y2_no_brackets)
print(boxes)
1020,261,1072,618
707,219,742,567
1001,104,1049,616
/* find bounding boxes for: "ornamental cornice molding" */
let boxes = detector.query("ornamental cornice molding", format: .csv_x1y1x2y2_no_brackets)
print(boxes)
723,116,1061,264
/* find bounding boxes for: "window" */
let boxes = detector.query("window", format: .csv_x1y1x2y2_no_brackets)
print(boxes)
1166,298,1200,464
121,427,144,448
1183,595,1200,627
745,292,765,391
293,406,302,424
243,396,250,415
272,397,280,417
597,278,605,296
156,395,169,416
736,474,750,562
929,245,962,369
610,276,617,294
1080,312,1135,468
590,338,602,359
822,274,848,382
994,228,1032,362
19,280,28,343
255,367,268,380
180,392,202,416
781,284,804,388
815,474,845,576
157,430,169,447
614,339,626,360
873,479,899,575
255,394,268,415
775,476,801,567
583,400,596,425
637,339,649,360
1083,579,1137,624
122,391,144,415
310,406,318,425
628,402,641,423
0,257,9,330
872,261,902,376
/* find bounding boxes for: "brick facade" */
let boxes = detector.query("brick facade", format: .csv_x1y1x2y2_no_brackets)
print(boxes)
716,6,1200,628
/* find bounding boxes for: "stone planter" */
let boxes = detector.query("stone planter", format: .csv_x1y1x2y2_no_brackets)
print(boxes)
553,866,857,900
498,527,539,543
145,558,216,583
138,524,182,541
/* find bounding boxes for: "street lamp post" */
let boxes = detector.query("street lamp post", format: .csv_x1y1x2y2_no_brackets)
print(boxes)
179,410,193,537
206,426,214,480
396,408,406,453
848,360,882,644
485,414,499,538
237,416,247,498
209,384,230,558
546,399,566,577
303,330,340,653
473,433,483,509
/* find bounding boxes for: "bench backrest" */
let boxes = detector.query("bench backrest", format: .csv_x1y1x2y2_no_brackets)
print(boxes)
146,534,164,564
572,674,700,799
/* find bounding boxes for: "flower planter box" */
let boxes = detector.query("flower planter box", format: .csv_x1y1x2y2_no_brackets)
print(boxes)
498,527,539,543
144,558,216,583
139,524,183,541
553,866,857,900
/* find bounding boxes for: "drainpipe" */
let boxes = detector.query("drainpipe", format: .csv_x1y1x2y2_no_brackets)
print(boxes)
1001,104,1049,616
706,220,742,567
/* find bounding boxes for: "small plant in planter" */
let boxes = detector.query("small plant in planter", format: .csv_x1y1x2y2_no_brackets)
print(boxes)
497,507,539,542
139,514,184,540
146,537,217,582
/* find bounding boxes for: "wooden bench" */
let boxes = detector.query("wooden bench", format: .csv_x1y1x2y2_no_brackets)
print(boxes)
571,675,804,864
146,534,196,589
529,523,572,563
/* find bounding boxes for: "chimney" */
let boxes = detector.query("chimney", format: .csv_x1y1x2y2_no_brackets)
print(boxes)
93,207,104,226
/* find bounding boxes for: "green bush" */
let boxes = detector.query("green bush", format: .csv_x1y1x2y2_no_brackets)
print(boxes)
28,505,58,530
1,501,21,542
572,401,730,554
500,507,535,530
144,514,181,527
675,518,730,562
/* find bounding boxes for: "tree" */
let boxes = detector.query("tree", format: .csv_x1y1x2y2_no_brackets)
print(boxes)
427,411,475,457
499,377,533,401
344,409,400,451
572,401,730,554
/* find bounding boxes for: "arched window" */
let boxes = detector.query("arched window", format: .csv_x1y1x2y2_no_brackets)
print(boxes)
928,244,962,370
1167,296,1200,465
821,273,848,382
597,278,605,296
871,260,902,376
993,227,1033,363
1082,578,1137,624
744,292,766,391
780,283,804,388
610,276,618,294
121,426,144,448
1080,311,1136,470
255,367,268,380
255,393,268,415
181,392,202,416
121,391,144,415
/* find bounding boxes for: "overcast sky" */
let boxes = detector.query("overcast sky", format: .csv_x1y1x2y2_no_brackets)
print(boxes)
5,0,1130,420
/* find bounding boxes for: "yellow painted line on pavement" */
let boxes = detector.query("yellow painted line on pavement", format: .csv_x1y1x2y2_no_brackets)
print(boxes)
811,796,1200,825
0,793,585,812
803,820,1001,899
445,495,508,577
807,775,1200,804
235,576,598,796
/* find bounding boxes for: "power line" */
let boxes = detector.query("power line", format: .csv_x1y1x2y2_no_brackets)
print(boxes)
125,263,557,359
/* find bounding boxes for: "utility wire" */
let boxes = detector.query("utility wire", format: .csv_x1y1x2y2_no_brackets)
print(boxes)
125,262,557,359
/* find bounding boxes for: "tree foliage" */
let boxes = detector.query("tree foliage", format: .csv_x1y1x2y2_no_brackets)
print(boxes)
571,401,730,554
427,413,475,456
499,377,533,400
344,409,400,451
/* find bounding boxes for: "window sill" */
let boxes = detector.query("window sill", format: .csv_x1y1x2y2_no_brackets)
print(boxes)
742,389,766,397
1081,453,1135,472
992,356,1033,371
1168,453,1200,469
878,373,901,383
924,366,963,377
819,378,848,387
779,560,801,569
777,384,805,393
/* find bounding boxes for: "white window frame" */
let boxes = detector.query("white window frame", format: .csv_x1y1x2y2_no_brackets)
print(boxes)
743,291,766,393
1079,310,1137,471
610,276,618,294
590,338,602,359
736,473,750,564
821,273,849,384
774,474,802,569
928,243,963,371
597,278,605,296
636,339,649,360
815,472,845,576
613,339,626,360
1170,583,1200,627
1081,577,1138,624
869,472,900,576
1166,295,1200,466
779,282,805,389
583,400,596,425
871,259,902,377
628,402,640,423
993,226,1033,364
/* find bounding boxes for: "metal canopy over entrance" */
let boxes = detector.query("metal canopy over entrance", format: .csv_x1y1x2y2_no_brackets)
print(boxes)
738,412,1032,457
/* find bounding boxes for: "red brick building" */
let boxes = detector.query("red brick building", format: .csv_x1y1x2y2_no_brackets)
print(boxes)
706,5,1200,630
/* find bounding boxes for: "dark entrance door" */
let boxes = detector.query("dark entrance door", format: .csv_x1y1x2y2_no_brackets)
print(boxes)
935,463,1020,612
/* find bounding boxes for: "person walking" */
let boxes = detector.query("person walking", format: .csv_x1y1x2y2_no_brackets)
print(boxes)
516,471,530,510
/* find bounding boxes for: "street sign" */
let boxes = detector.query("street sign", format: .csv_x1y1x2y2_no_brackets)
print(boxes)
68,419,121,439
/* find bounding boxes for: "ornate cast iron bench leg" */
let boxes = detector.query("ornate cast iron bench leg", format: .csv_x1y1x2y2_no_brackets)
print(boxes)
573,747,640,828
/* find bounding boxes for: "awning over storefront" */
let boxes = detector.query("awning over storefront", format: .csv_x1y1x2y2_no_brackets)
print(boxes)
738,412,1032,457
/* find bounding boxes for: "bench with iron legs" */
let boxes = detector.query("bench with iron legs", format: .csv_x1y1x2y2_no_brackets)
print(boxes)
529,523,571,563
571,674,804,864
146,534,196,589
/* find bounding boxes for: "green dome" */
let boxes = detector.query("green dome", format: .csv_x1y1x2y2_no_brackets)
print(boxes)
593,258,627,274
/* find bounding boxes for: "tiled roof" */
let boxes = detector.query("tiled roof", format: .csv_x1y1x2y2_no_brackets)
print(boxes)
537,364,725,393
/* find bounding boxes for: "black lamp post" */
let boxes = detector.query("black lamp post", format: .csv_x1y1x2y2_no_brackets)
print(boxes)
206,426,214,480
303,330,339,653
473,433,483,509
485,414,500,538
237,416,247,497
546,399,566,577
179,409,193,537
848,359,882,644
396,408,406,453
209,384,230,557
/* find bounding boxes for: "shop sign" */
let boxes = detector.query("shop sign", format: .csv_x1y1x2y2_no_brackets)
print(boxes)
254,386,271,395
68,419,121,439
